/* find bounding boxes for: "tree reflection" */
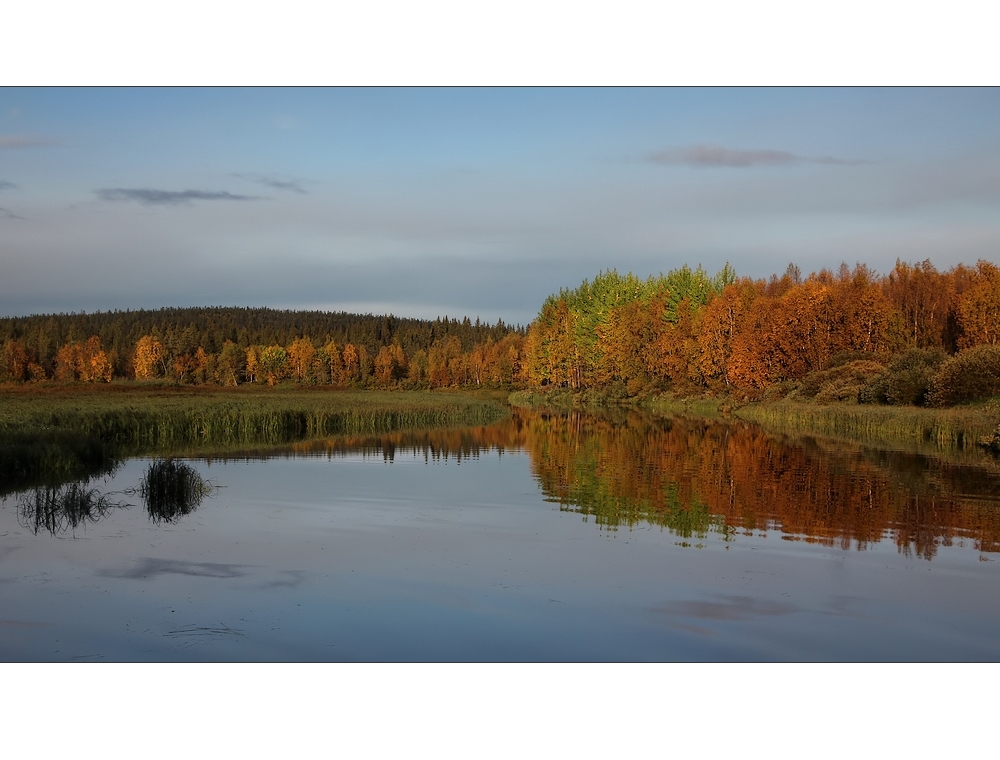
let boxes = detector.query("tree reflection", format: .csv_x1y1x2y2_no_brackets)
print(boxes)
17,482,127,536
515,408,1000,558
8,408,1000,557
269,409,1000,558
140,459,213,523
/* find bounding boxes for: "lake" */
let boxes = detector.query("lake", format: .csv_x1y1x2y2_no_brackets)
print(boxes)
2,408,999,661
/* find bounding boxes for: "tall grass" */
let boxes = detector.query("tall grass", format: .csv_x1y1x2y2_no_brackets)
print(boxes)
735,400,1000,453
0,385,509,489
642,394,725,419
0,386,507,451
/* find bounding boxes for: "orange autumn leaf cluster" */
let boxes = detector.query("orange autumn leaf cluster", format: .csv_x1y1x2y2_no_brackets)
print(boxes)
523,259,1000,398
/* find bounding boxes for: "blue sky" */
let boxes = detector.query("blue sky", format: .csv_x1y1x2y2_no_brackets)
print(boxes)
2,87,999,325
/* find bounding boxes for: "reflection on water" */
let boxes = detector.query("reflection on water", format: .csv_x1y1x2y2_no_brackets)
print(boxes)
3,406,1000,662
5,407,1000,558
197,408,1000,560
16,482,128,536
269,409,1000,560
8,459,214,535
140,459,213,523
517,409,1000,559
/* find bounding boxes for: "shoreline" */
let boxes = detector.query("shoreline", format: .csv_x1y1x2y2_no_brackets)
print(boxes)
509,387,1000,455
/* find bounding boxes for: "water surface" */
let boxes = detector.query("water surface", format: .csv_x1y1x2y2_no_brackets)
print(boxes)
2,410,999,661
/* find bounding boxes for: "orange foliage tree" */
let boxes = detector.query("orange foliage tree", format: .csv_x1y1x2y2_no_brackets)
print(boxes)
955,260,1000,349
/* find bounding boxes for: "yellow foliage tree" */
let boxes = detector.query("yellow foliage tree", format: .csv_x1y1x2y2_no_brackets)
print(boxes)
133,335,165,379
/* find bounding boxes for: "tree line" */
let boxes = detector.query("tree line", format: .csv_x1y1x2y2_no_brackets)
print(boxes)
0,307,525,389
521,259,1000,405
2,258,999,404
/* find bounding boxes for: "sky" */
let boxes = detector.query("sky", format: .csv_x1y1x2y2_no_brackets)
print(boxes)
2,87,999,326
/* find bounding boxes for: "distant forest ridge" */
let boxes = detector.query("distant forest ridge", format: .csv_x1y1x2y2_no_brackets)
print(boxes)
0,306,522,383
2,259,1000,406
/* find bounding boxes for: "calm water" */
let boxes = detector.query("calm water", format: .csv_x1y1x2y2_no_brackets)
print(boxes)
2,409,999,661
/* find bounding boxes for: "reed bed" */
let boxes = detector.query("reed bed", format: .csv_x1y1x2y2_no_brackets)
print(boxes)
642,395,725,419
735,400,1000,452
0,385,508,488
0,386,508,449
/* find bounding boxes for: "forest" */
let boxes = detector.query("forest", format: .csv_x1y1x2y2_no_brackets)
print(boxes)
2,258,1000,408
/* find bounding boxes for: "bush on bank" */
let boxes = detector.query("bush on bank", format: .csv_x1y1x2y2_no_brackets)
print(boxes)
926,345,1000,407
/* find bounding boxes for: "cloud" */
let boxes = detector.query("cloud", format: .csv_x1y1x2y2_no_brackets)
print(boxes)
95,188,263,205
0,134,56,149
0,181,15,192
647,144,866,168
234,173,308,194
0,207,24,220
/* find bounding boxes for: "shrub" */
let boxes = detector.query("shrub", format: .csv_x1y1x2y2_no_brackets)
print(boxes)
796,360,886,404
927,345,1000,407
813,361,887,404
884,348,948,406
858,372,890,405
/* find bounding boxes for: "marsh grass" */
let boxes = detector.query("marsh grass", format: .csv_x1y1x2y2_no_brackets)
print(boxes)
735,400,1000,453
507,384,1000,456
0,385,507,451
0,385,507,491
642,394,725,419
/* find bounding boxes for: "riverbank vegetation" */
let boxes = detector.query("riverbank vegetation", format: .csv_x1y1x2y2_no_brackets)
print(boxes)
0,385,508,494
733,400,1000,453
3,257,999,453
0,384,507,442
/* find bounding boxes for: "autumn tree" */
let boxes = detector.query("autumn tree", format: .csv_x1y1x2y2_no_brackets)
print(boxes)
372,342,407,387
428,336,464,387
172,352,198,383
245,345,262,384
2,339,32,382
84,337,113,382
55,336,112,382
340,343,360,384
408,349,429,387
524,297,577,387
259,345,289,386
133,335,165,379
697,280,760,389
650,297,705,392
215,340,244,386
54,343,80,382
594,297,659,390
955,260,1000,349
467,339,490,386
192,347,214,384
883,259,952,350
287,337,318,383
492,333,524,386
318,340,342,385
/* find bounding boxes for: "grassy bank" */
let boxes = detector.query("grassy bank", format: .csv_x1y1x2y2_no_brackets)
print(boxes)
733,400,1000,452
509,387,727,418
1,384,508,444
0,384,509,491
508,386,1000,454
